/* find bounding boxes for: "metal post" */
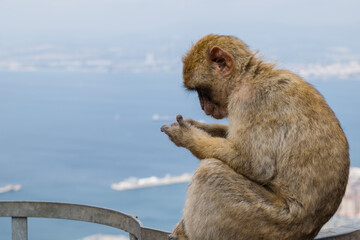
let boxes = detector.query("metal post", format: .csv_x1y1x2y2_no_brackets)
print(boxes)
12,217,28,240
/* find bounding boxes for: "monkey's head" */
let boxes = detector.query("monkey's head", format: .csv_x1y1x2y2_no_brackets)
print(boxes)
182,34,252,119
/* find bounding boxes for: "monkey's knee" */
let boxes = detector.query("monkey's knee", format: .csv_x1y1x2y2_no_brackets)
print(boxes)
192,158,237,185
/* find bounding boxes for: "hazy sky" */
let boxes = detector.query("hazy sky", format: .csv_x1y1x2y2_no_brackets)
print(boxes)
1,0,359,44
0,0,359,76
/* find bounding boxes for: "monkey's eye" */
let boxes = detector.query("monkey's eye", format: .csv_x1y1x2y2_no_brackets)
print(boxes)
185,86,196,91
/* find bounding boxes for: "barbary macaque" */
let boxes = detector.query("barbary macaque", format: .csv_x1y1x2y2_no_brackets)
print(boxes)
161,35,349,240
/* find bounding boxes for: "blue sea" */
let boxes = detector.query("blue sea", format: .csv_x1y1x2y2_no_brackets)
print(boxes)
0,72,359,239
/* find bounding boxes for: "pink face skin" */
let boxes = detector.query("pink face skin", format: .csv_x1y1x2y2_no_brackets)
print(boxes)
198,93,228,119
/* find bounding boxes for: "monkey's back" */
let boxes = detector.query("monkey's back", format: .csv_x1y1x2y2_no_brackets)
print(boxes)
229,70,349,234
278,72,349,226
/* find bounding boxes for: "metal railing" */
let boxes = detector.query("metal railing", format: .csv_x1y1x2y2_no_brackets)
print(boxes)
0,201,170,240
316,224,360,240
1,201,360,240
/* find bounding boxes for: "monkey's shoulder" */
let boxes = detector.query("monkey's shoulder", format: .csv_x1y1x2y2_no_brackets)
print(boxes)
249,71,322,103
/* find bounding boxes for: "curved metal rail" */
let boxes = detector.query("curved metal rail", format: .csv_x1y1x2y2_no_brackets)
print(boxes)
0,201,170,240
1,201,360,239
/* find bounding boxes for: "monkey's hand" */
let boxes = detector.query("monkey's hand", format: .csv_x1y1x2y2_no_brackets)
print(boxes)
161,115,206,148
161,115,240,166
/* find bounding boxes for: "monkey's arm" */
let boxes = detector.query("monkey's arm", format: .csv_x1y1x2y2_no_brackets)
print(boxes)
184,118,228,138
161,115,275,183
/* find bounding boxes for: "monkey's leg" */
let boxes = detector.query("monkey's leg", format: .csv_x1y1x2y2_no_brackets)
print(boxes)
183,158,302,240
170,218,189,240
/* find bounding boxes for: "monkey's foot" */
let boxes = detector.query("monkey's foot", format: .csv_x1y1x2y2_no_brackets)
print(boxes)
168,233,178,240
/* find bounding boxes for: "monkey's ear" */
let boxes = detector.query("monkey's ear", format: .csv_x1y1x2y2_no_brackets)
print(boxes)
209,46,234,76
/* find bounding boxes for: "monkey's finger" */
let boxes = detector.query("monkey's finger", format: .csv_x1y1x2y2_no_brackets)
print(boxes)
170,122,179,127
161,125,169,133
176,114,185,126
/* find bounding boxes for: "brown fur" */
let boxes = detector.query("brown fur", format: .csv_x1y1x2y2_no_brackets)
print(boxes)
161,34,349,240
